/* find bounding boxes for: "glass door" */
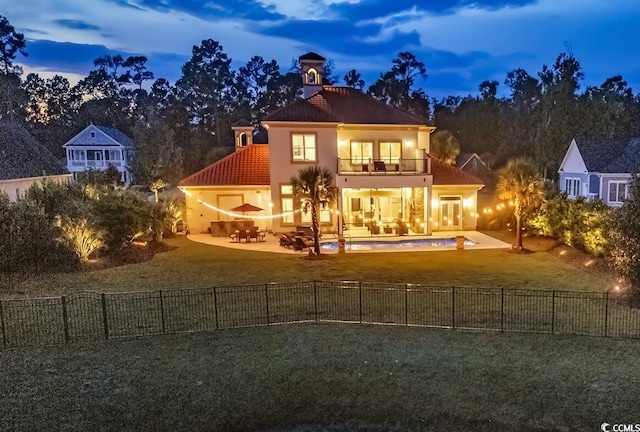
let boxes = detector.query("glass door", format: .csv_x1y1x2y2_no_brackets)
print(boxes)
439,197,461,230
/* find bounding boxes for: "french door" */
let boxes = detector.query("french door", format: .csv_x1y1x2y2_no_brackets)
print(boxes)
439,197,461,230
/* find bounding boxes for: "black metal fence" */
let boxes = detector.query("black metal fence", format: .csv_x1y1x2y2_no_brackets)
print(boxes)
1,282,639,348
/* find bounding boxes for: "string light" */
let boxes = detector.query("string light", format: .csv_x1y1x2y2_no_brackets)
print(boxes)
181,189,302,220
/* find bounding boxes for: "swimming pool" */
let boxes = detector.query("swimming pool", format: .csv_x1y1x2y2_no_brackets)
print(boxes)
320,237,477,251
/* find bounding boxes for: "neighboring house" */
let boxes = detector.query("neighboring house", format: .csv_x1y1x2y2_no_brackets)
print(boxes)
558,137,640,206
0,120,71,201
63,124,134,186
179,53,483,235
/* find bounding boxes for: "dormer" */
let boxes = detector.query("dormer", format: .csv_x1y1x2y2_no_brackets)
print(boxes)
299,52,325,99
231,120,253,151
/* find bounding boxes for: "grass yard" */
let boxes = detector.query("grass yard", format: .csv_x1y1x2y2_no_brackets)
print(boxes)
5,234,611,299
2,323,639,432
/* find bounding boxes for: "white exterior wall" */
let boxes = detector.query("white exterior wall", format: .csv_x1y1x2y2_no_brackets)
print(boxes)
0,174,72,202
431,186,480,231
183,186,273,234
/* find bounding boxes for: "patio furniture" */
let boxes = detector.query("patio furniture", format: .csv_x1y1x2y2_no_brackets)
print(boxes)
258,230,266,242
248,227,259,242
383,225,393,234
231,229,249,242
279,234,294,248
395,220,409,236
374,160,386,172
293,236,314,252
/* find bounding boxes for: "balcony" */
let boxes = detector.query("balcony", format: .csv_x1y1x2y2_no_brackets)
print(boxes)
338,158,430,175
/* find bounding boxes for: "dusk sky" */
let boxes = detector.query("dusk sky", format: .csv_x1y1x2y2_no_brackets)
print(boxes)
3,0,640,98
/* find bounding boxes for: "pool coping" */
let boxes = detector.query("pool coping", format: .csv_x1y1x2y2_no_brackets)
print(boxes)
187,231,511,254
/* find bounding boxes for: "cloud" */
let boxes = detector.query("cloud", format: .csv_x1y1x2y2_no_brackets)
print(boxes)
53,19,101,31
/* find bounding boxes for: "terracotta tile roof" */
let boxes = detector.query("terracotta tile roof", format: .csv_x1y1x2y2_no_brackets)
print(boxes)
178,144,270,187
431,157,484,186
263,86,432,125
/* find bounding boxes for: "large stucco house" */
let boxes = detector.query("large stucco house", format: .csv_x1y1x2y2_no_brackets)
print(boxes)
558,137,640,206
178,53,483,236
63,124,134,186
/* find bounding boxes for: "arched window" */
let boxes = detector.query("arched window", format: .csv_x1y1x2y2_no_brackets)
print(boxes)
240,132,247,147
307,67,318,84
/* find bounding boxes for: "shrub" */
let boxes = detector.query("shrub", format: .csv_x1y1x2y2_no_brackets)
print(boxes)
609,177,640,295
527,194,612,256
92,188,154,251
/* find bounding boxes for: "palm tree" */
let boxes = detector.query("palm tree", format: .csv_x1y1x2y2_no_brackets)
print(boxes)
496,158,545,252
290,166,337,255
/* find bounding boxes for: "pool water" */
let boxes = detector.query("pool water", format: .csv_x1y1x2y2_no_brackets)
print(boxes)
320,237,477,251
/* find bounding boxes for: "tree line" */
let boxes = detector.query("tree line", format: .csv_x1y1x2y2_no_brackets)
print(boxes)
1,14,639,187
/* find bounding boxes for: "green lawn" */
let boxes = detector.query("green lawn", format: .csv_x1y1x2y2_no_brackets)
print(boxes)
6,235,610,299
2,323,639,432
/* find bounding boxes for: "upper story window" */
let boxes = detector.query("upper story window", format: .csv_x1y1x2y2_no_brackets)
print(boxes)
90,131,96,138
306,68,318,85
379,141,401,163
350,141,373,164
565,177,580,197
608,181,628,204
292,133,316,161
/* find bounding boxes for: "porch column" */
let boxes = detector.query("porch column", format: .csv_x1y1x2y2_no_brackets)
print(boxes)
337,189,344,236
425,186,432,235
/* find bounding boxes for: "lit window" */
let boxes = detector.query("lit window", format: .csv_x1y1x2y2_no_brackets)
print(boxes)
608,181,628,204
300,200,331,224
379,142,401,163
307,67,318,84
282,198,294,224
280,185,293,195
350,141,373,164
292,134,316,161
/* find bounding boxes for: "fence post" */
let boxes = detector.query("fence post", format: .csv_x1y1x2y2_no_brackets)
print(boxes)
604,291,609,337
213,286,219,330
159,291,165,334
359,282,363,323
313,281,318,322
451,286,456,329
0,300,7,348
265,284,270,324
500,288,504,332
61,296,69,343
101,293,109,340
551,290,556,334
405,284,409,326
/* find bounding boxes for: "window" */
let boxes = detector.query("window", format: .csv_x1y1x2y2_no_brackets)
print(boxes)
281,185,294,224
86,150,103,161
379,141,401,163
306,67,318,84
292,134,316,161
300,200,331,224
565,177,580,197
90,132,96,138
105,150,121,160
69,150,85,161
350,141,373,164
608,181,628,204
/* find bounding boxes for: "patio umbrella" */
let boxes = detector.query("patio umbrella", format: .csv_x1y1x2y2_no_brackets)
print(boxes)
230,203,264,214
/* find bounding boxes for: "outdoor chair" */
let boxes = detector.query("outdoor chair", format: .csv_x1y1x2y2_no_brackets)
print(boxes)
280,233,296,248
248,227,259,242
258,230,267,242
374,160,386,172
293,236,314,252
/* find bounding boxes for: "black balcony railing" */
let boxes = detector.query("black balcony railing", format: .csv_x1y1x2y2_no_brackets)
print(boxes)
337,158,430,175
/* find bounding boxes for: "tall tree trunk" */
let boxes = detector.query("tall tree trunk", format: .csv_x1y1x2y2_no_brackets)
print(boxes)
312,202,320,255
516,214,522,252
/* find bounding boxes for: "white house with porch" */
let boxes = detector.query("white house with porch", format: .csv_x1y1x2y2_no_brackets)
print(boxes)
63,124,134,186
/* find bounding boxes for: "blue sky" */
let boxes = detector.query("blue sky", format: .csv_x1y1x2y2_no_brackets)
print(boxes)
4,0,640,98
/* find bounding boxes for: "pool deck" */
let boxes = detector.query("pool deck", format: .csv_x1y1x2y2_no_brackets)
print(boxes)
187,231,511,254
